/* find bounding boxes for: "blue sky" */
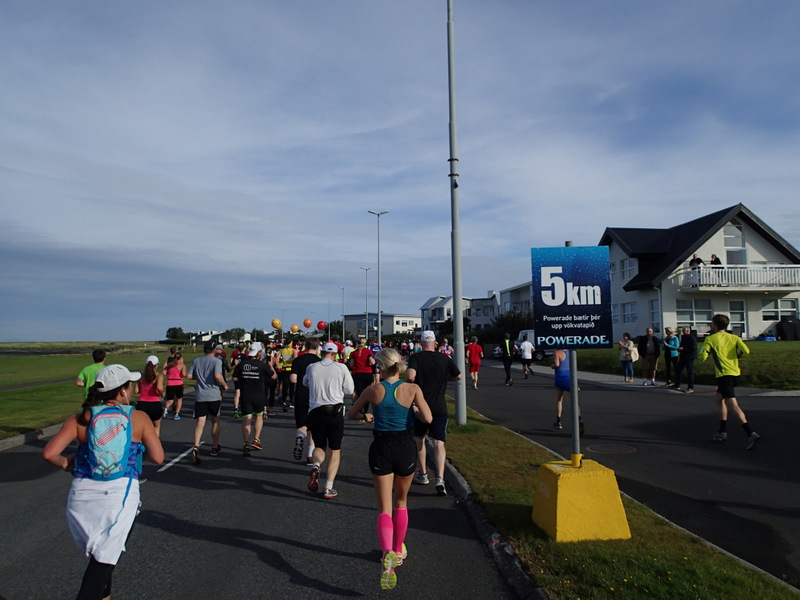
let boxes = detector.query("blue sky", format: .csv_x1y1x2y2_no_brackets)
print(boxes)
2,1,800,341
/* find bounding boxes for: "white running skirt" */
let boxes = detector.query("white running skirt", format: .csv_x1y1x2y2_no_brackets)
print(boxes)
66,477,141,565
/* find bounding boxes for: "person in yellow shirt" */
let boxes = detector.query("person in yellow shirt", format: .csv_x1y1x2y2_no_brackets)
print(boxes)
698,314,759,450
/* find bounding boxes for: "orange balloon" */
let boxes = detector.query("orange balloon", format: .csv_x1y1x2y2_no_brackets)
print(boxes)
290,323,299,333
303,318,312,329
271,318,281,329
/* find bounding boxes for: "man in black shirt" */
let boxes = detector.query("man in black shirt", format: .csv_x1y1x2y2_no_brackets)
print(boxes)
407,331,461,496
233,342,269,456
290,337,322,464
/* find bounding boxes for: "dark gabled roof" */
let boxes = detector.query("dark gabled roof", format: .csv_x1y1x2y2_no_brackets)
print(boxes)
599,204,800,291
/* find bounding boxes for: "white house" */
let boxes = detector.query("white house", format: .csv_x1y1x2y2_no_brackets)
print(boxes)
600,204,800,341
343,312,421,339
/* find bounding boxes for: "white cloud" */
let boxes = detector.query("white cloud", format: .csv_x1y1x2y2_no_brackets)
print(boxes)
2,1,799,340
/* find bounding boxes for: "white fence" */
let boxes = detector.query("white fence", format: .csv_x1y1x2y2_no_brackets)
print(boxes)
674,265,800,289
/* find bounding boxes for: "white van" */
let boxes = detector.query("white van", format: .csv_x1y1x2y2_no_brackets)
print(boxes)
516,330,549,362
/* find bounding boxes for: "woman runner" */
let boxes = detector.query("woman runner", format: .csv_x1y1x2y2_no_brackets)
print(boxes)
347,348,432,590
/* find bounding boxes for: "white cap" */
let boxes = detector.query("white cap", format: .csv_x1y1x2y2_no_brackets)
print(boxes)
146,355,159,365
345,340,353,346
96,364,141,391
322,342,339,353
421,331,436,342
248,342,263,356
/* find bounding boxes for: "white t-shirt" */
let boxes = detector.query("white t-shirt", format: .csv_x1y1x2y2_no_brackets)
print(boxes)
519,341,534,360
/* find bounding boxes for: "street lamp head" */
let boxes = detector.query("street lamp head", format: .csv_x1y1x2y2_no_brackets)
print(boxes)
368,210,389,217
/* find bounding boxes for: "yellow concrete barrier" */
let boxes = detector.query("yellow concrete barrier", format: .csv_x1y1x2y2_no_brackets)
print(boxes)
532,459,631,542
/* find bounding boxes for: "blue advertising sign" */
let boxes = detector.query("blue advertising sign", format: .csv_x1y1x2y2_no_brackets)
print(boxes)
531,246,613,350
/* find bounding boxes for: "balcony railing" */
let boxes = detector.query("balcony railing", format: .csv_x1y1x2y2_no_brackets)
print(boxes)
673,265,800,291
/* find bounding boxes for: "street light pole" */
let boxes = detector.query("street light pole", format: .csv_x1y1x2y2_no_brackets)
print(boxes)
339,286,345,342
368,210,389,344
447,0,467,425
360,266,371,338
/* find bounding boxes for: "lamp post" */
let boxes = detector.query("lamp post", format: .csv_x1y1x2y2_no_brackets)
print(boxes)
447,0,467,425
360,266,371,338
368,210,389,344
339,286,345,342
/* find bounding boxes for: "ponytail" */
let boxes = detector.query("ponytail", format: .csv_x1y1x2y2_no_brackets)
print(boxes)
77,382,127,426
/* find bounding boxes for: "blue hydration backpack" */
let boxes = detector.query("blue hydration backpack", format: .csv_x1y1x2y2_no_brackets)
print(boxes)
86,404,140,480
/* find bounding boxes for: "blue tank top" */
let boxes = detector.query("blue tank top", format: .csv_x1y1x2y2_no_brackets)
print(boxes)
373,380,414,432
555,350,570,377
73,439,144,480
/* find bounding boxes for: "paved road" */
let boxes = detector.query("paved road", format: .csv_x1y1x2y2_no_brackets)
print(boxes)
0,393,518,600
470,360,800,588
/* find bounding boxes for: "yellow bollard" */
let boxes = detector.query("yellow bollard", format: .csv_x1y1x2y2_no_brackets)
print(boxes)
532,459,631,542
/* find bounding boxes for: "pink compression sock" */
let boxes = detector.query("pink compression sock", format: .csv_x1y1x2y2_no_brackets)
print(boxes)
392,507,408,554
377,513,394,552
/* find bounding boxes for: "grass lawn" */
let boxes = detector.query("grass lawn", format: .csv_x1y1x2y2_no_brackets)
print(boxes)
570,340,800,389
445,404,799,599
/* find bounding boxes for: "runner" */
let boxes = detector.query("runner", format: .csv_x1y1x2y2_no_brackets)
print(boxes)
187,340,229,463
163,351,187,420
75,349,107,400
303,342,355,499
347,347,432,590
465,336,484,389
133,355,165,437
42,364,164,600
232,342,269,456
290,337,322,465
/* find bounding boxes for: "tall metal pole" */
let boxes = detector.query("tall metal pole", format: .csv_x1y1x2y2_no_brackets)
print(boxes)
447,0,467,425
339,286,345,341
360,267,371,338
368,210,388,344
566,240,582,467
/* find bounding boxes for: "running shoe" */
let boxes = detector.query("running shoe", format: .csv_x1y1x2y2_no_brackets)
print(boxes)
308,465,320,493
712,432,728,442
251,438,262,451
210,445,221,457
435,477,447,496
396,543,408,566
414,471,429,485
685,388,694,394
380,551,398,590
553,420,563,430
267,411,276,417
306,456,314,466
173,414,181,420
163,407,169,419
242,442,251,457
323,487,338,499
470,380,476,389
745,432,760,451
233,407,241,419
293,436,304,460
642,380,648,386
191,447,201,464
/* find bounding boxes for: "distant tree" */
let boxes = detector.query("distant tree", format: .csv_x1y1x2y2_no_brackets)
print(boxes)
491,310,533,335
165,327,186,342
223,328,246,343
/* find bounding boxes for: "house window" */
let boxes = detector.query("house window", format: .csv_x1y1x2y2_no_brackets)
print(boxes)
621,258,637,280
612,304,619,324
724,221,747,265
676,298,713,332
729,300,746,337
649,299,661,333
762,298,798,321
609,262,617,282
622,302,637,324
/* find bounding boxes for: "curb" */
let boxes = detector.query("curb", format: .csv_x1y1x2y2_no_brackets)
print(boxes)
436,439,550,600
0,424,62,453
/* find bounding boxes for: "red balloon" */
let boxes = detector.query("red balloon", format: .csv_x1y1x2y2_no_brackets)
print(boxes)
303,318,312,329
317,321,326,331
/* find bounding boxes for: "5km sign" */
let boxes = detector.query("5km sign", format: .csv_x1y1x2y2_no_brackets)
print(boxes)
531,246,613,350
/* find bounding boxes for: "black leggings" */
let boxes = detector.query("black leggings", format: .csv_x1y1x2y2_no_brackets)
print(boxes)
76,556,115,600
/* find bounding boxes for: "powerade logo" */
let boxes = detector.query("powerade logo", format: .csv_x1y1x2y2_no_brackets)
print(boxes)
537,335,609,346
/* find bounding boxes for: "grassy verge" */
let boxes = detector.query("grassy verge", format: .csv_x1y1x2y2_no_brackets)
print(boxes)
571,340,800,389
0,350,201,439
445,402,798,600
